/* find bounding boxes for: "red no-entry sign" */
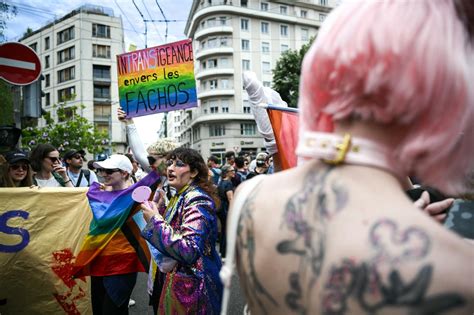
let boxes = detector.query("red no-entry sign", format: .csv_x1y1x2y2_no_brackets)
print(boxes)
0,42,42,85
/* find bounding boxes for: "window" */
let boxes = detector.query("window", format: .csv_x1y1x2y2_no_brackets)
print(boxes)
262,61,271,74
58,107,74,122
45,74,50,87
93,44,111,58
207,18,216,27
94,85,110,99
220,37,228,46
243,100,251,113
57,46,75,64
92,23,111,38
210,106,218,113
44,37,50,50
58,86,75,102
201,61,207,69
241,19,249,31
58,66,75,83
222,99,229,113
262,42,270,54
94,104,112,118
209,124,226,137
241,123,256,135
320,0,328,6
209,79,218,90
241,39,250,51
45,93,51,106
208,38,217,48
261,22,269,34
29,43,37,52
219,16,227,25
260,2,268,11
280,25,288,36
319,13,327,21
57,26,75,45
219,58,229,67
281,44,289,52
280,6,287,15
242,59,250,70
94,122,110,134
221,79,229,89
301,28,309,41
193,128,200,141
45,55,50,69
240,0,248,7
301,10,307,18
263,81,271,87
93,65,111,79
208,58,217,68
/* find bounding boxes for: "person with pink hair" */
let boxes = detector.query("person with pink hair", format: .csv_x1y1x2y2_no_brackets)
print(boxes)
220,1,474,314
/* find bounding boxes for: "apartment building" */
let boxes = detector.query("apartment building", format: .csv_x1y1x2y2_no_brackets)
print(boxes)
175,0,335,162
19,4,126,154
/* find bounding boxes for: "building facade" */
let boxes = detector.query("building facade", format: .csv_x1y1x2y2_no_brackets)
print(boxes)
20,5,127,154
176,0,335,162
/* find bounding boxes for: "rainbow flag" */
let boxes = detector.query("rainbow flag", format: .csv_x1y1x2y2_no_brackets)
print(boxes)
267,106,299,170
117,39,198,118
73,172,160,277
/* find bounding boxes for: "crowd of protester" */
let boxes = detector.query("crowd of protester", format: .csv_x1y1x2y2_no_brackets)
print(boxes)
1,0,473,314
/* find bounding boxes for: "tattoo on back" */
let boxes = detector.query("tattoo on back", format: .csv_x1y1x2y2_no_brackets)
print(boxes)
277,167,348,314
322,219,466,314
237,184,278,314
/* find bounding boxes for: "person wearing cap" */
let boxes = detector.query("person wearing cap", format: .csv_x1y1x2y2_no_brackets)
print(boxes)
30,144,73,187
63,149,98,187
87,154,141,314
246,152,270,180
0,150,33,187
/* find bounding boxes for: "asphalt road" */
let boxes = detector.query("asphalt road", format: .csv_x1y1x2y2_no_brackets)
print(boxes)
130,272,246,315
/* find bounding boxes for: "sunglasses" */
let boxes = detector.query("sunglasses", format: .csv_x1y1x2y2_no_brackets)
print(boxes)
10,164,29,171
97,168,121,175
72,154,84,160
46,156,60,163
166,159,187,168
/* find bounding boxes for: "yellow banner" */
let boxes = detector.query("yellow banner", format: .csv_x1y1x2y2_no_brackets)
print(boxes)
0,187,92,315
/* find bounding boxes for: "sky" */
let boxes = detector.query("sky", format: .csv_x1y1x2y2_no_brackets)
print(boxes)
4,0,194,147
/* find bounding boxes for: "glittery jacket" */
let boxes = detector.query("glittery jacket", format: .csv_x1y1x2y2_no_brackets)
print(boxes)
141,184,223,315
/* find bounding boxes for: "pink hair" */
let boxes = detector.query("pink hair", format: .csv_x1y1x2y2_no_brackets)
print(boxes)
299,0,473,195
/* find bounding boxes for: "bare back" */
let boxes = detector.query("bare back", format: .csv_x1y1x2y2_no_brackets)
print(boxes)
234,161,474,315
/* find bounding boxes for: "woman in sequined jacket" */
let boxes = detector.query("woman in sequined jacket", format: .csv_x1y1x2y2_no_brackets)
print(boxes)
140,147,222,314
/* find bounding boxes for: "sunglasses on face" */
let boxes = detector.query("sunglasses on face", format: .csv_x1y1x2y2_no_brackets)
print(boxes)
72,154,84,160
166,159,187,168
97,168,121,175
45,156,60,163
10,164,29,171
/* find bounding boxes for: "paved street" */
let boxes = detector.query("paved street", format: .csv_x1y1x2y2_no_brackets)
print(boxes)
130,272,246,315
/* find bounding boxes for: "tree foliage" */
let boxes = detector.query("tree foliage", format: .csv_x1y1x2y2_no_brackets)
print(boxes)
272,38,315,108
21,103,110,155
0,2,17,42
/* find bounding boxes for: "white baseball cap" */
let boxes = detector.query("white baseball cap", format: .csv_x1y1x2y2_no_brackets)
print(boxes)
93,154,133,174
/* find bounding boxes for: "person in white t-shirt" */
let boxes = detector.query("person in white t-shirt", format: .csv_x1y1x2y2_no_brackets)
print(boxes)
30,144,73,188
63,149,98,187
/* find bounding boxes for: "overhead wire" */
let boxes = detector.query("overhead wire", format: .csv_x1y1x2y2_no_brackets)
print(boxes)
141,0,164,43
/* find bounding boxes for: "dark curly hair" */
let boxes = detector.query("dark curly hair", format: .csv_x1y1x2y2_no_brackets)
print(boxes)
167,147,219,208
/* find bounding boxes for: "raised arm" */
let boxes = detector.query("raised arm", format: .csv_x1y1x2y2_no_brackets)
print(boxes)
117,107,152,173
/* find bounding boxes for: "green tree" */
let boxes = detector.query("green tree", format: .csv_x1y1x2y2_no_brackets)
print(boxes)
21,103,110,155
0,2,17,42
272,38,314,108
0,80,14,125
